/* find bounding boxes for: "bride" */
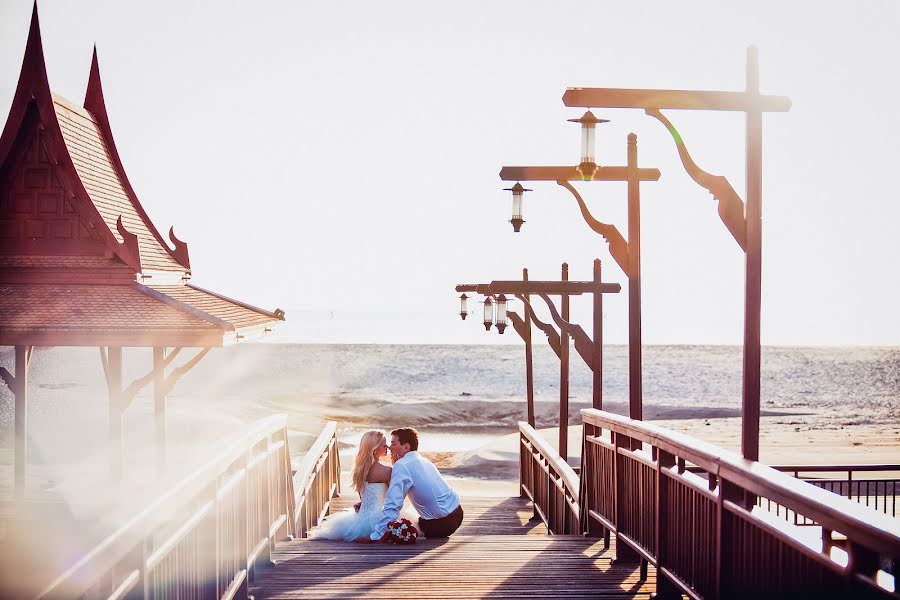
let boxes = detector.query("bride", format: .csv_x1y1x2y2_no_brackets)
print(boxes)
309,429,394,541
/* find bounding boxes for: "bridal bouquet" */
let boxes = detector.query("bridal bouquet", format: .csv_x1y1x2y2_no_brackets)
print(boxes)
385,518,419,544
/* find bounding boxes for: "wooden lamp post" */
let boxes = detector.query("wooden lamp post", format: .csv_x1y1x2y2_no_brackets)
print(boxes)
500,117,660,425
560,47,791,460
457,261,620,460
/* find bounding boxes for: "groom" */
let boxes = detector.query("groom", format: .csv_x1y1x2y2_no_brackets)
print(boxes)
357,427,463,541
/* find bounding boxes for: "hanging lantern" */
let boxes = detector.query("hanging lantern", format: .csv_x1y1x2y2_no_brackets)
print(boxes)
459,293,468,320
503,182,531,232
495,294,508,334
482,296,493,331
568,110,608,179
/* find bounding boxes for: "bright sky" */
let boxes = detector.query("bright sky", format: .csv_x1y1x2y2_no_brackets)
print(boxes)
1,1,898,345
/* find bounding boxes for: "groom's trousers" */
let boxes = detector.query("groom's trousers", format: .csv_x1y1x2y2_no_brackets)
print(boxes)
418,504,463,538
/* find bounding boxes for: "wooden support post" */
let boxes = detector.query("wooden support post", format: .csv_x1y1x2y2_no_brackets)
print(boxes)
592,259,603,410
15,345,30,504
627,133,643,422
559,263,570,463
523,268,535,427
742,46,763,461
153,346,167,478
107,346,124,481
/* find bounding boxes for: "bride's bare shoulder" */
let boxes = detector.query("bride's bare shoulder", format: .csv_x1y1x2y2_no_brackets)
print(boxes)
367,462,392,484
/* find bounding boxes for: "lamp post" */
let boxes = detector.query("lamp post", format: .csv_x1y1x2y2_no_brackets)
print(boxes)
560,47,791,461
500,119,659,424
456,261,619,460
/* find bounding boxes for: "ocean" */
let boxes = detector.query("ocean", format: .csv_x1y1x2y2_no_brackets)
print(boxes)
0,344,897,471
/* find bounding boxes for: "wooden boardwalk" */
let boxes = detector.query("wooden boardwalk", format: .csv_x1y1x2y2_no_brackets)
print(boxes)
252,492,656,599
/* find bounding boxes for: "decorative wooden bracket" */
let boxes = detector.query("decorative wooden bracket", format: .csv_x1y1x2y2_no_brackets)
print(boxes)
556,180,629,273
507,310,529,342
168,227,191,269
0,368,14,393
515,295,562,359
1,347,34,393
119,347,183,411
99,347,205,412
98,346,109,383
116,216,143,271
159,348,210,397
644,108,747,251
535,293,595,371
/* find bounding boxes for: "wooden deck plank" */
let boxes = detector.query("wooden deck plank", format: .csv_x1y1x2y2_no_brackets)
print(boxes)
252,492,657,599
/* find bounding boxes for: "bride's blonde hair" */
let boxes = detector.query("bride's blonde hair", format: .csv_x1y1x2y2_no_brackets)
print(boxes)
351,430,386,494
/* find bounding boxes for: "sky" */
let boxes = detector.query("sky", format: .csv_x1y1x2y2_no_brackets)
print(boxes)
1,1,898,345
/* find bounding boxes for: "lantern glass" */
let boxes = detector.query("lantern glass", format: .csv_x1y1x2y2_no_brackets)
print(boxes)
581,124,596,164
459,294,468,319
495,295,507,326
511,190,523,222
483,298,493,329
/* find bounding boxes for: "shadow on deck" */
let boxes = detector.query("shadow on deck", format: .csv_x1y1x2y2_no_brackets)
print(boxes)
251,492,656,599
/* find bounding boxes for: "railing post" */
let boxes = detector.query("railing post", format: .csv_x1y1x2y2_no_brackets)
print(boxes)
715,478,743,599
613,431,640,564
257,437,273,572
655,448,680,598
520,433,528,499
122,537,150,600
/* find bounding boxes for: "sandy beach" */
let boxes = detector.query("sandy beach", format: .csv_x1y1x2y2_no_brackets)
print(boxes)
426,416,900,481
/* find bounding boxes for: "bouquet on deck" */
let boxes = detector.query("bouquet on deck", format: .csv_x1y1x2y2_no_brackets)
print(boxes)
385,518,419,544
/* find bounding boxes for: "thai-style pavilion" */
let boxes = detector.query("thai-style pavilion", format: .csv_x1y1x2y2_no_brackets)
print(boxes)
0,5,285,502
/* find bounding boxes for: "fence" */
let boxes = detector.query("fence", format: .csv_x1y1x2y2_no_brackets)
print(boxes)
578,408,900,599
38,416,340,600
518,422,579,534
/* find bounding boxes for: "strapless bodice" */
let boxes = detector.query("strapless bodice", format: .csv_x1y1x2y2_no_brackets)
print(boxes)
358,482,388,516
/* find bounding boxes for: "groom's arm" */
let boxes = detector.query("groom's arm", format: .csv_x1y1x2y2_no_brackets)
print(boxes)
369,464,412,541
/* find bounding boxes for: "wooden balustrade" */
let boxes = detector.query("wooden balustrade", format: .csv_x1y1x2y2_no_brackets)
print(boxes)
37,417,340,600
578,408,900,599
518,422,579,534
291,420,341,538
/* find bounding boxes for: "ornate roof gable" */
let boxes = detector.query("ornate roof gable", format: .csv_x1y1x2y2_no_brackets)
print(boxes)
0,3,190,274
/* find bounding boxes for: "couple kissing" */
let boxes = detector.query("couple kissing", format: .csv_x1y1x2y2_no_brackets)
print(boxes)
309,427,463,542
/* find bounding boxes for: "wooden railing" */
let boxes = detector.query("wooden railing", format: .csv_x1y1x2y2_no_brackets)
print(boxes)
291,420,341,538
518,422,579,534
37,417,340,600
579,408,900,599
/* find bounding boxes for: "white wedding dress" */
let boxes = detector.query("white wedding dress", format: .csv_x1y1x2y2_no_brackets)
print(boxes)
309,482,389,541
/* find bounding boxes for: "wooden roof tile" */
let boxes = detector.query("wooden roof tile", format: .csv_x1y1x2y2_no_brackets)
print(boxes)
52,95,183,272
149,284,281,330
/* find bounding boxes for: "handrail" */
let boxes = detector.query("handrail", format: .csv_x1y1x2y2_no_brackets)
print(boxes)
584,409,900,554
292,420,341,537
695,464,900,522
773,464,900,473
37,417,340,600
518,422,579,534
579,408,900,599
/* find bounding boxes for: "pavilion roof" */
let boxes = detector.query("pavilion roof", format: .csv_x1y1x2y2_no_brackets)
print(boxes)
0,6,286,348
0,281,282,347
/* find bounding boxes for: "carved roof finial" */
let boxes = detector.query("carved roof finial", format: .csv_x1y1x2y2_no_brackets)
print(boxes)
84,45,106,115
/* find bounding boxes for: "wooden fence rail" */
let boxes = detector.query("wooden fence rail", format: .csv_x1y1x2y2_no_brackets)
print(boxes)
37,417,340,600
578,408,900,599
518,422,579,534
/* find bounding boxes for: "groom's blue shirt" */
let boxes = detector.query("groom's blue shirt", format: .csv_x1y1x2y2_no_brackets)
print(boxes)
370,451,460,540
